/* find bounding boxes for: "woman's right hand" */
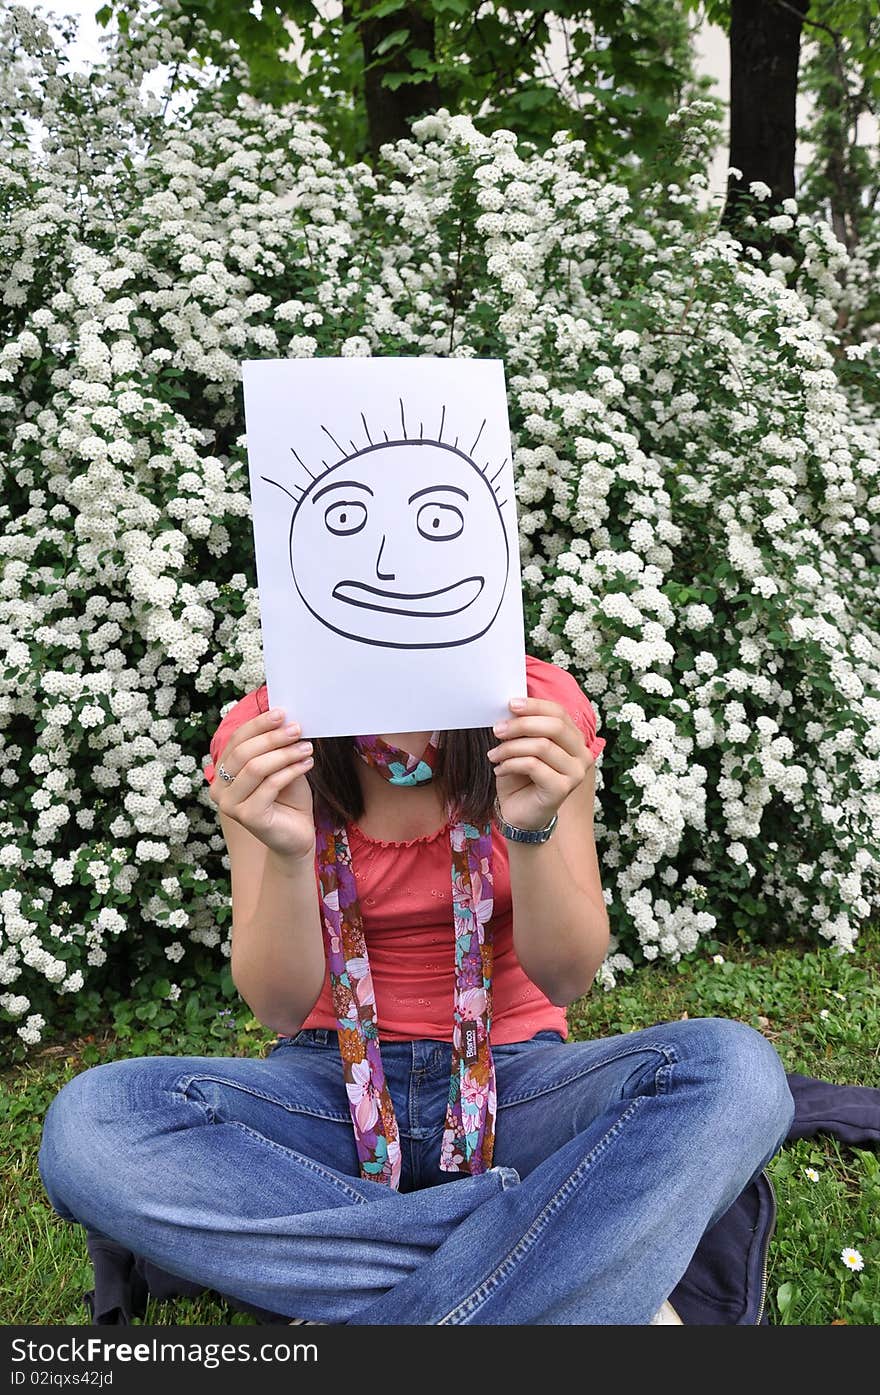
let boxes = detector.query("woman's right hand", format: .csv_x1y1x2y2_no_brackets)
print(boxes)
208,708,316,861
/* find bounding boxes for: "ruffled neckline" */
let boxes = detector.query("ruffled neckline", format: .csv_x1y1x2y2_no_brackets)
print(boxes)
347,817,452,850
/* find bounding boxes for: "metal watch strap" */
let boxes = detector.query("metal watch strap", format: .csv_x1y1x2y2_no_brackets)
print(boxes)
493,806,559,844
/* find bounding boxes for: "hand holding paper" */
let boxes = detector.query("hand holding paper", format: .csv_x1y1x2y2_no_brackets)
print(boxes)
208,708,317,861
487,696,597,832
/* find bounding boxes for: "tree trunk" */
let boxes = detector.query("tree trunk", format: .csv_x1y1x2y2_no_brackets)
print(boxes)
722,0,810,238
816,41,862,252
347,2,443,160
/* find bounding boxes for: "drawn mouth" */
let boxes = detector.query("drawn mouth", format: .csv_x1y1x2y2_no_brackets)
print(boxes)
332,576,485,617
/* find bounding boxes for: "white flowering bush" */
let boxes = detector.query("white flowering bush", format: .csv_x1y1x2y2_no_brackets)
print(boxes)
2,3,879,1054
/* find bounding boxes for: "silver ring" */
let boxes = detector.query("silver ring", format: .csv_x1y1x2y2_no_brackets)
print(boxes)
217,762,236,784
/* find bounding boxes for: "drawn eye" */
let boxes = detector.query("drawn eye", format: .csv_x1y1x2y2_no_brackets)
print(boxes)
324,500,367,536
416,501,464,542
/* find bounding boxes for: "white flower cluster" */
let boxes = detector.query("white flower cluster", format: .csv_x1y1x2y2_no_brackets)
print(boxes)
2,2,879,1040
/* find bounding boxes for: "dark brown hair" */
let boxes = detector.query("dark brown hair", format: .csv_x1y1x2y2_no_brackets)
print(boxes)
307,728,497,828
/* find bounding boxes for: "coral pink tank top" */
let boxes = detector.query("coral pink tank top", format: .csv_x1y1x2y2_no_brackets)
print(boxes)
205,655,606,1045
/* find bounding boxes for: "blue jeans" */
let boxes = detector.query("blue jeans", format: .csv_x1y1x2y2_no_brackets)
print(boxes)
38,1017,794,1324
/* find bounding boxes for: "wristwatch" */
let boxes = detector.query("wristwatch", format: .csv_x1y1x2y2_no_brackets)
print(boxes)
493,801,559,844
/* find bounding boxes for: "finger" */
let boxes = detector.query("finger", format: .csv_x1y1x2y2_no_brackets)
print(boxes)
507,698,570,721
209,708,289,804
231,754,315,820
491,755,571,800
220,706,288,759
218,740,313,804
487,736,581,779
221,718,302,777
492,714,584,759
216,721,303,782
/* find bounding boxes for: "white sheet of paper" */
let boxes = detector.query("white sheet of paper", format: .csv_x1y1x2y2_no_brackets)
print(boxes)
241,356,527,737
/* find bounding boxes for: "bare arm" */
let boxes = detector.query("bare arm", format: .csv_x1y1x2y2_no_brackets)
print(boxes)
505,764,609,1006
221,812,326,1035
208,707,327,1035
488,697,610,1006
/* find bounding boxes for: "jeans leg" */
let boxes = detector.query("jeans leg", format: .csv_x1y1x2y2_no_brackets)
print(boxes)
37,1048,519,1323
354,1017,795,1324
38,1018,794,1325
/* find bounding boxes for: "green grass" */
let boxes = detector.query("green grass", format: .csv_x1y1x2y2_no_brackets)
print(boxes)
2,929,878,1326
568,928,880,1326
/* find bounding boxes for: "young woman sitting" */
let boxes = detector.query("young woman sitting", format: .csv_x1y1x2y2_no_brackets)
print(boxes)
38,653,795,1324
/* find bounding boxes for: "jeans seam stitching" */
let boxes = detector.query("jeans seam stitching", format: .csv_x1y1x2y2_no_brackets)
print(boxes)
176,1073,350,1124
228,1120,368,1204
497,1043,679,1109
653,1058,677,1095
437,1095,647,1324
173,1083,216,1123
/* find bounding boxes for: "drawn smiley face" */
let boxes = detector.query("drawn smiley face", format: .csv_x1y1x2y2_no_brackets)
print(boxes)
288,441,509,649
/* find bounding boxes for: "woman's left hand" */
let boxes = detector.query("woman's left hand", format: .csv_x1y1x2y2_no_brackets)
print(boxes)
487,697,595,833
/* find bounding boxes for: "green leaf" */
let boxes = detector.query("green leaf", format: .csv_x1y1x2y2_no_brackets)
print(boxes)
382,69,426,90
357,0,410,18
854,1149,880,1179
775,1282,796,1323
508,85,557,112
374,27,409,58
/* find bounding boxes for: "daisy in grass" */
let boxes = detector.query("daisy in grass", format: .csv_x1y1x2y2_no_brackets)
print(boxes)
841,1248,864,1272
804,1167,820,1182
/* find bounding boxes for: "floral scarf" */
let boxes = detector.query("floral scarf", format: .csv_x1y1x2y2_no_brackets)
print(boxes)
314,732,495,1189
